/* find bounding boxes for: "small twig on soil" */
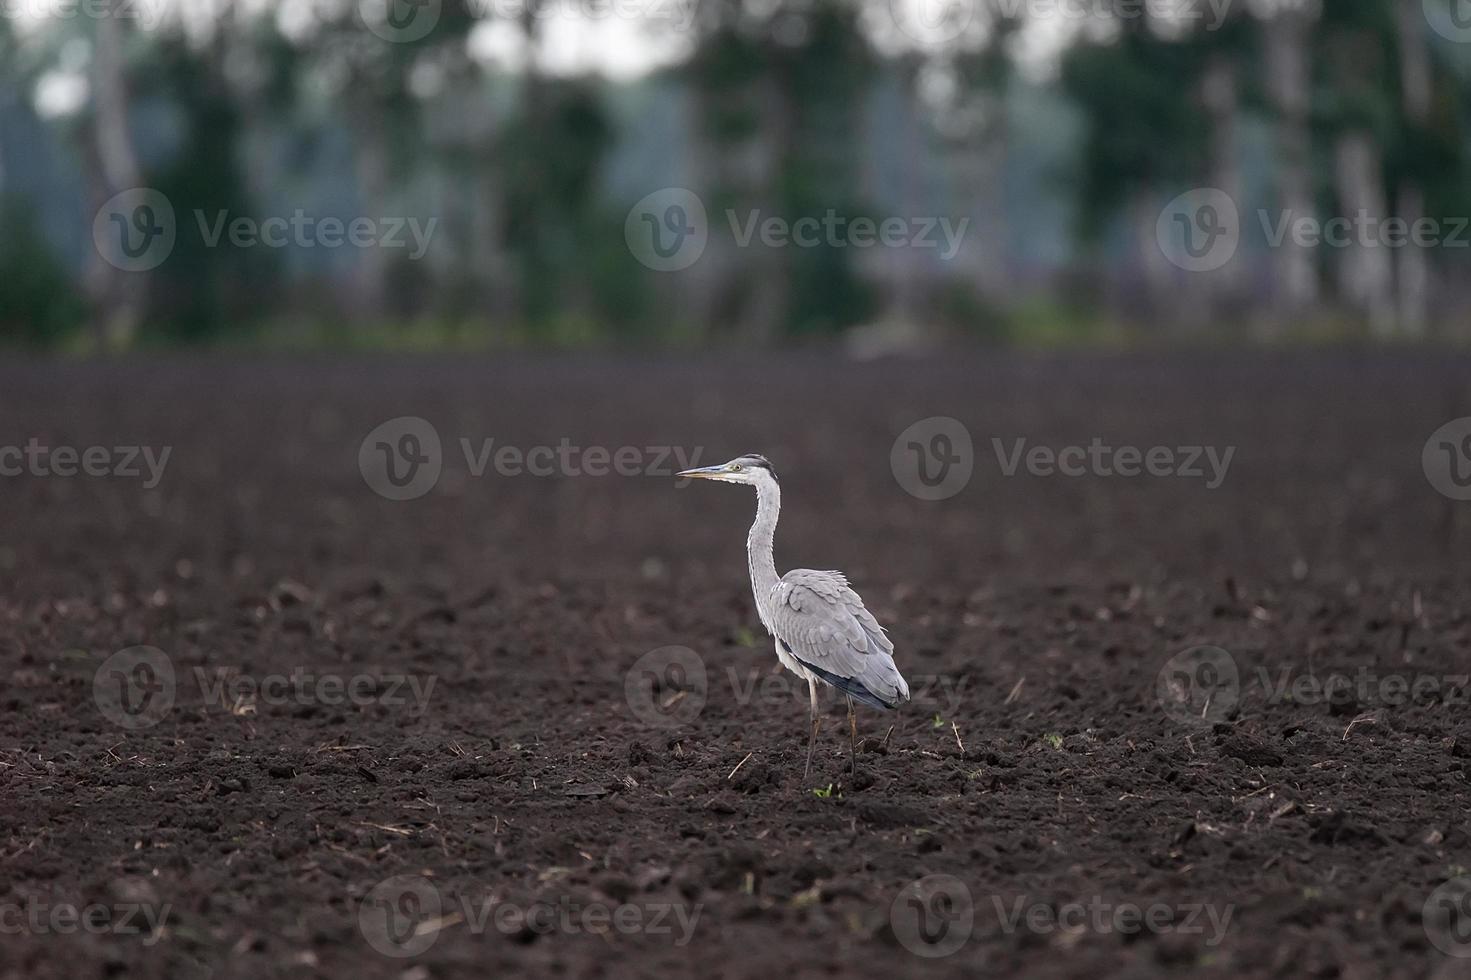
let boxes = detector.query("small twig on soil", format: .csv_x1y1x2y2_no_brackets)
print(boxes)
1342,713,1378,741
951,721,965,756
361,822,415,837
1005,677,1025,705
726,752,754,781
413,912,464,939
880,725,895,750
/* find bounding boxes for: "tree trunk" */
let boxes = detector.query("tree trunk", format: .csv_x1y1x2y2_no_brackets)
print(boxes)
1263,7,1318,330
352,112,392,322
1395,0,1431,337
1201,54,1243,328
86,13,146,350
1333,132,1395,336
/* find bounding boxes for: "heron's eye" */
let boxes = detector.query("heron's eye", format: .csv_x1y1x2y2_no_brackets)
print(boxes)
729,463,744,471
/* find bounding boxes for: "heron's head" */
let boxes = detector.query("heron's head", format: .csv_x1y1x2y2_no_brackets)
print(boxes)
678,454,778,487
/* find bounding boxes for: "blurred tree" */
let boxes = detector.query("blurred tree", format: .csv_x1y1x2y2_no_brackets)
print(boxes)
138,16,276,341
502,74,617,329
688,0,877,342
83,8,148,349
1061,13,1211,325
1319,0,1398,335
1260,0,1321,326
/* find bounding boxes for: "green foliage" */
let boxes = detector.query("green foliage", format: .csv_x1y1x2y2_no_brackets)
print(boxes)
0,197,84,346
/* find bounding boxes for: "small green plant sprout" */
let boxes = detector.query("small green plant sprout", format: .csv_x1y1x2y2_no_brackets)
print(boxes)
812,783,838,798
1042,733,1064,750
932,713,945,728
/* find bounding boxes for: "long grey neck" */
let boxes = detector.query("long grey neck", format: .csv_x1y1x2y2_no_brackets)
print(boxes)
747,477,782,608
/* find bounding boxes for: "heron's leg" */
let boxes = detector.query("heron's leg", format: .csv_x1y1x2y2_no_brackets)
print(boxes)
846,695,858,779
804,675,820,781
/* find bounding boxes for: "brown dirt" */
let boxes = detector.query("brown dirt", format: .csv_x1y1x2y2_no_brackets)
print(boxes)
1,351,1469,979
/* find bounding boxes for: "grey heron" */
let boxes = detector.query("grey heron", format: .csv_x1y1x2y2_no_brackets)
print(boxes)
677,454,910,780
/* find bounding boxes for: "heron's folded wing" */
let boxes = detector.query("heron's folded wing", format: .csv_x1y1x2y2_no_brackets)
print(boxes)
772,569,908,706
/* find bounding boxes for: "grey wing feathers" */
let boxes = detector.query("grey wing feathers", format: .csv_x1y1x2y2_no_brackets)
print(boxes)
771,569,910,708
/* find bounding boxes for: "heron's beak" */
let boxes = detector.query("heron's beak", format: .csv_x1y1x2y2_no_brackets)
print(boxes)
677,465,723,480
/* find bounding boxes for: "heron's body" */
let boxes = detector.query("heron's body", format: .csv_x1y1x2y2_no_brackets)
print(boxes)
679,454,909,777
